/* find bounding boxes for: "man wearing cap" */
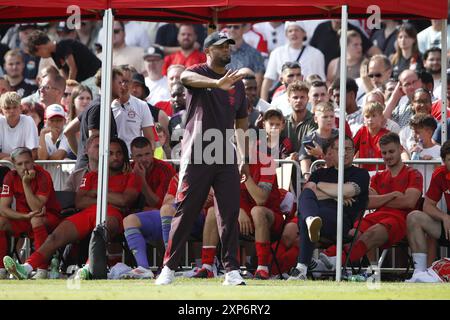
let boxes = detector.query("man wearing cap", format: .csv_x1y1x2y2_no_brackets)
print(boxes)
111,65,155,154
38,104,71,160
155,32,249,286
144,45,170,105
261,21,325,102
162,24,206,76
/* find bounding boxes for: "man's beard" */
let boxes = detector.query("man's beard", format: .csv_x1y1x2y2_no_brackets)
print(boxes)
427,67,441,75
217,56,231,67
181,42,194,51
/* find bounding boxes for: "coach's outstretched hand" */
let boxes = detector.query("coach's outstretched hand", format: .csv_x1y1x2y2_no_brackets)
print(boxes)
216,70,243,91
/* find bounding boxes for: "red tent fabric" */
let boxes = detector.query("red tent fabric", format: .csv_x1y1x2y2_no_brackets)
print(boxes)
0,0,447,23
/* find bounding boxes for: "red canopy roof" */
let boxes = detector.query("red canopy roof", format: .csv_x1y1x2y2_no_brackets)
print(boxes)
0,0,447,24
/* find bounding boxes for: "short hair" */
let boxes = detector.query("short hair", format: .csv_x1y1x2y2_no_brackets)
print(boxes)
368,54,392,70
363,102,384,116
418,70,433,86
45,73,66,92
167,64,186,75
366,89,385,105
95,68,123,89
65,79,80,89
4,49,23,62
281,61,301,72
423,47,441,61
86,133,100,150
409,114,437,132
330,77,358,95
263,108,284,122
27,30,51,55
0,91,21,109
346,30,362,43
130,136,152,150
379,132,401,146
310,80,327,90
305,74,322,85
315,101,335,114
440,140,450,160
286,80,309,96
11,147,32,162
324,135,355,154
413,88,432,102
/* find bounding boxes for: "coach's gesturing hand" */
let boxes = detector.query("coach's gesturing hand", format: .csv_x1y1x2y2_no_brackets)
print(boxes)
215,70,243,91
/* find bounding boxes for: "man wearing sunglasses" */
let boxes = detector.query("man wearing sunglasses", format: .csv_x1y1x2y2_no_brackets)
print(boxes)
366,54,393,91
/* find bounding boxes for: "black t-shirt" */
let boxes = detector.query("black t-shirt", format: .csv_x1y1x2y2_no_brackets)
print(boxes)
370,29,398,58
11,79,37,98
52,39,101,82
310,21,374,72
391,54,424,80
155,24,207,47
76,97,118,169
147,102,160,122
309,165,370,229
22,52,40,84
183,63,248,164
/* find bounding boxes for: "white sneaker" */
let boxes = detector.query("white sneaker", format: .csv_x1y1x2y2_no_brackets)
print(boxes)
0,268,7,280
319,253,336,271
31,268,48,280
287,264,307,281
306,216,322,243
121,266,154,279
222,270,246,286
155,266,175,285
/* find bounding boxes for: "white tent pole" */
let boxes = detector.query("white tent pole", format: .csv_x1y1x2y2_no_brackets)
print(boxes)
336,5,348,282
96,9,114,227
441,19,447,144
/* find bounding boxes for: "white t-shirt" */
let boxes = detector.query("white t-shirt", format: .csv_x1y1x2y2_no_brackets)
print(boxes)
270,93,292,117
0,115,38,154
252,22,287,53
145,76,170,105
414,144,441,192
44,132,71,156
417,25,450,54
264,44,326,82
112,95,154,152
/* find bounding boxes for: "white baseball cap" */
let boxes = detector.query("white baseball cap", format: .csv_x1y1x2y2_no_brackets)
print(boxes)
45,104,66,119
284,21,307,33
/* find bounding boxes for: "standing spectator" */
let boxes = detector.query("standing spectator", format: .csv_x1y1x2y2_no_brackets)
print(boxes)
37,104,70,160
67,84,92,121
261,21,325,101
270,61,303,115
111,65,155,153
154,64,186,116
0,92,38,160
3,49,37,98
242,24,269,59
390,23,423,80
155,23,207,56
144,46,170,105
97,21,150,51
162,24,206,76
253,22,286,53
242,75,264,129
370,20,400,57
423,48,443,100
225,24,265,93
417,20,450,54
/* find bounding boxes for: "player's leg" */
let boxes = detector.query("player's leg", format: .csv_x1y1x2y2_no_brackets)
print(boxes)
0,217,14,278
160,204,176,249
193,207,220,278
250,206,274,279
407,210,442,273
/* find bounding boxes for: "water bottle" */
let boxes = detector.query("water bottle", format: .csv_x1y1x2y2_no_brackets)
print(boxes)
411,139,423,160
48,255,60,279
349,274,367,282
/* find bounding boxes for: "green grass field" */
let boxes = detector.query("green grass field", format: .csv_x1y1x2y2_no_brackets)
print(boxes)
0,279,449,300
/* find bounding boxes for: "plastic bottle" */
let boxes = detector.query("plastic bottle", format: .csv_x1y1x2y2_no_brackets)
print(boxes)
48,255,60,279
411,139,423,160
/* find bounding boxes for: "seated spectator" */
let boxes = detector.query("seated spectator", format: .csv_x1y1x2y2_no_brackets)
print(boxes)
318,133,423,270
38,72,66,110
226,23,265,92
354,102,390,171
242,75,264,129
0,147,62,279
155,64,186,116
0,92,38,160
27,30,101,87
423,47,443,100
61,79,80,111
3,138,141,280
155,123,171,160
193,152,283,280
67,84,93,121
270,61,303,115
130,137,176,211
364,54,393,95
365,89,400,133
259,108,292,159
22,101,44,134
406,140,450,282
167,81,187,149
327,30,365,85
432,118,450,145
122,173,211,279
37,104,71,160
390,23,423,80
430,71,450,121
3,49,37,98
261,21,325,101
154,23,207,56
162,24,206,76
144,46,170,105
287,135,370,280
0,76,11,95
299,102,338,181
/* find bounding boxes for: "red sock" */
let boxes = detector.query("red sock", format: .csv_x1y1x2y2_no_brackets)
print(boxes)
201,247,216,266
255,241,271,266
26,251,48,270
348,240,368,263
32,226,48,250
0,231,7,268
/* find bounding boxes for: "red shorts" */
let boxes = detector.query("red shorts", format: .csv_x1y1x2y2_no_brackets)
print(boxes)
65,205,123,240
9,213,61,238
356,211,406,249
240,201,284,237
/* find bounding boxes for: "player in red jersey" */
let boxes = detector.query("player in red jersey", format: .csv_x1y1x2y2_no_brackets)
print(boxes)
406,140,450,282
320,132,423,269
0,147,62,279
3,138,141,279
193,152,283,280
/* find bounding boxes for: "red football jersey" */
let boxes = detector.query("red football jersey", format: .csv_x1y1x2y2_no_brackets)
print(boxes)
354,126,390,171
0,165,61,215
143,159,176,208
162,50,206,75
155,100,173,117
167,173,179,197
240,157,281,212
425,165,450,207
79,171,141,194
370,165,423,217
